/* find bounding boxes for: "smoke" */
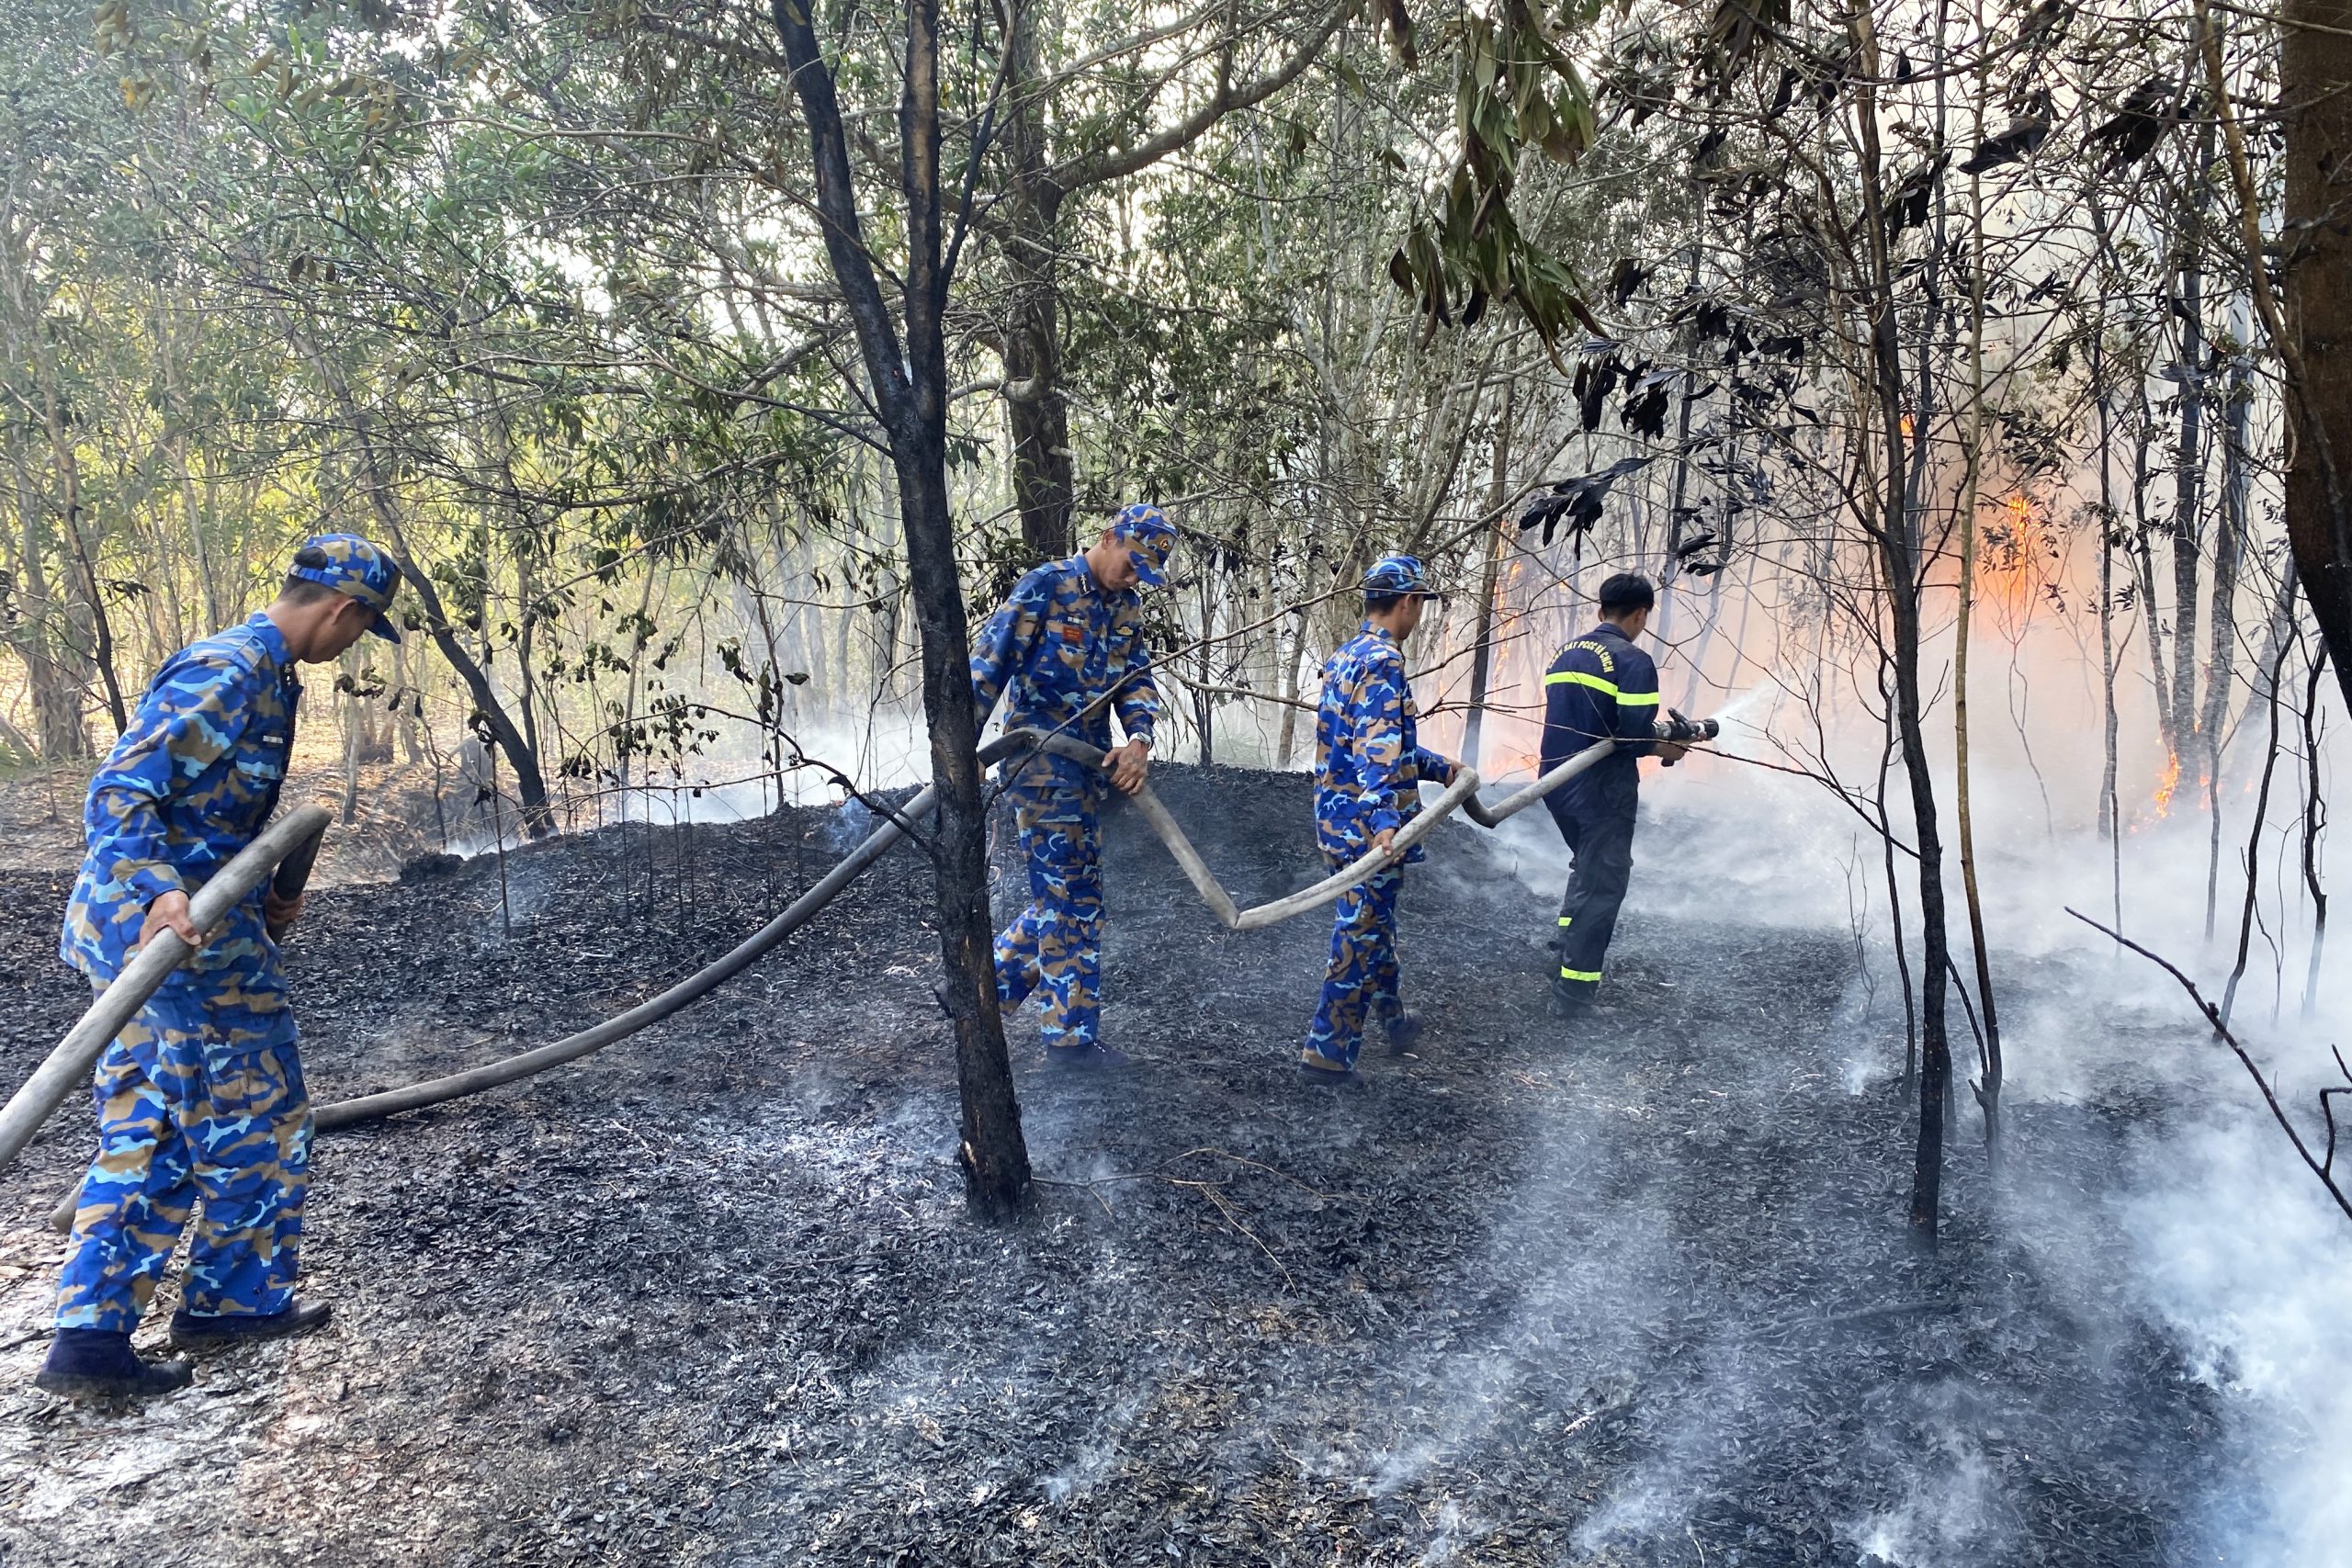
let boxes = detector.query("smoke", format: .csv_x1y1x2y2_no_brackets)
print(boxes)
2123,1110,2352,1565
824,795,877,853
538,498,2352,1567
1037,1389,1150,1506
1839,1395,2002,1567
1389,558,2352,1565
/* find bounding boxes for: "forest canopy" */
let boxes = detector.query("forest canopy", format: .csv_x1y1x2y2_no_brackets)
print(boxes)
9,0,2352,1225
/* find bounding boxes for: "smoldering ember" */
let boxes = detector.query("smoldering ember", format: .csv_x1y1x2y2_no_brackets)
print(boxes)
6,0,2352,1564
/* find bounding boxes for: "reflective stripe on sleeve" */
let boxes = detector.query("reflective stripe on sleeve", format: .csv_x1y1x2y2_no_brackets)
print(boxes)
1616,689,1661,706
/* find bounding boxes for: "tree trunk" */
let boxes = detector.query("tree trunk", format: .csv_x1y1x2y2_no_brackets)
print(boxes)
1852,0,1953,1246
2203,303,2253,937
1000,10,1075,564
2169,124,2215,752
341,653,364,827
1463,382,1514,773
37,372,128,738
2131,386,2177,758
2278,0,2352,716
1953,158,2002,1168
772,0,1031,1218
1874,660,1918,1096
2089,254,2124,929
1273,604,1308,769
1195,556,1217,766
7,449,88,760
2301,644,2331,1020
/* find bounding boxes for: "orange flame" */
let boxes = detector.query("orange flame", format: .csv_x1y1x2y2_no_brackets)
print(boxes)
2152,752,2181,819
1975,493,2049,613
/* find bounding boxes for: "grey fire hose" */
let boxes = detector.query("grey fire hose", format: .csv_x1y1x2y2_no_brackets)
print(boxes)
1023,733,1622,930
34,741,1023,1228
35,722,1705,1230
0,804,332,1175
300,770,960,1133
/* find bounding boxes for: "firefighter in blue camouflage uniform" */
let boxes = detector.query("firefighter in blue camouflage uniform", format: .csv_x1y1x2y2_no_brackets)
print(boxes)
1539,571,1690,1020
1298,555,1462,1082
969,504,1175,1069
36,535,401,1403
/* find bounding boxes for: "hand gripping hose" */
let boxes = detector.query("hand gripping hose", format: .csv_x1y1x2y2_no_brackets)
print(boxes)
34,733,1627,1228
1,804,332,1174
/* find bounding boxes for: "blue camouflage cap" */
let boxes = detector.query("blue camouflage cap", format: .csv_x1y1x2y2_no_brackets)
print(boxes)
291,533,403,641
1109,503,1176,588
1363,553,1439,600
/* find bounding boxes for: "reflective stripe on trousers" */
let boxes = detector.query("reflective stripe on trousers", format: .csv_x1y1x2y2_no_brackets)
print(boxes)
1546,790,1636,997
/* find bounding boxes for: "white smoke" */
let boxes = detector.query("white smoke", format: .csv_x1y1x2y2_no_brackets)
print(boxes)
2123,1110,2352,1565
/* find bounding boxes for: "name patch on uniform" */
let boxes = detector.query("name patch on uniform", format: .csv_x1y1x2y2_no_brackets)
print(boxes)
1568,639,1616,672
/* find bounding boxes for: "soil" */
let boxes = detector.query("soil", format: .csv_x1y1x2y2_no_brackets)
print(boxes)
0,765,2242,1565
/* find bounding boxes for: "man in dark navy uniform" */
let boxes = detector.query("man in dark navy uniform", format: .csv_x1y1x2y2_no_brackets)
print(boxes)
1538,572,1690,1019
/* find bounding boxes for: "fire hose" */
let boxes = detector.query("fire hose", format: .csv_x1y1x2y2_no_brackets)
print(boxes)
0,805,333,1174
24,718,1714,1230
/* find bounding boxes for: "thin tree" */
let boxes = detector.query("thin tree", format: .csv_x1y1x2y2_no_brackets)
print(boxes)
770,0,1031,1215
1953,127,2004,1167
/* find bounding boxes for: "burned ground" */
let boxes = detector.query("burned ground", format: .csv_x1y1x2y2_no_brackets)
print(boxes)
0,766,2241,1565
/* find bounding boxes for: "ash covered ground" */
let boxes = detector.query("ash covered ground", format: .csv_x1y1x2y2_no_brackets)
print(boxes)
0,764,2268,1565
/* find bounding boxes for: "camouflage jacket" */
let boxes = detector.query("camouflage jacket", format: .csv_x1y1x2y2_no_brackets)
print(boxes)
61,612,301,982
1312,625,1459,862
970,555,1159,785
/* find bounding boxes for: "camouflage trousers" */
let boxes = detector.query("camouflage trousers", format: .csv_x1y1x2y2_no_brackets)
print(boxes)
993,773,1105,1052
1303,857,1403,1068
55,979,311,1332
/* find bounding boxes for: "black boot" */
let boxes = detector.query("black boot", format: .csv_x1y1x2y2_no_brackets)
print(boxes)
1383,1010,1424,1056
35,1329,194,1402
1547,980,1593,1021
169,1299,333,1351
1045,1042,1131,1071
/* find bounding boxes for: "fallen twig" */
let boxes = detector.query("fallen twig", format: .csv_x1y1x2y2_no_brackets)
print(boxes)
1743,1297,1960,1340
1164,1145,1335,1202
2067,908,2352,1224
1172,1178,1295,1292
1030,1175,1117,1218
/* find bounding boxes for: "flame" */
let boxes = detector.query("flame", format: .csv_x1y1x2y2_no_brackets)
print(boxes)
1973,493,2049,613
2151,752,2181,819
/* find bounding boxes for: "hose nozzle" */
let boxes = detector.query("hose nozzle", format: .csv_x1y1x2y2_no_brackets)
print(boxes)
1654,709,1720,763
